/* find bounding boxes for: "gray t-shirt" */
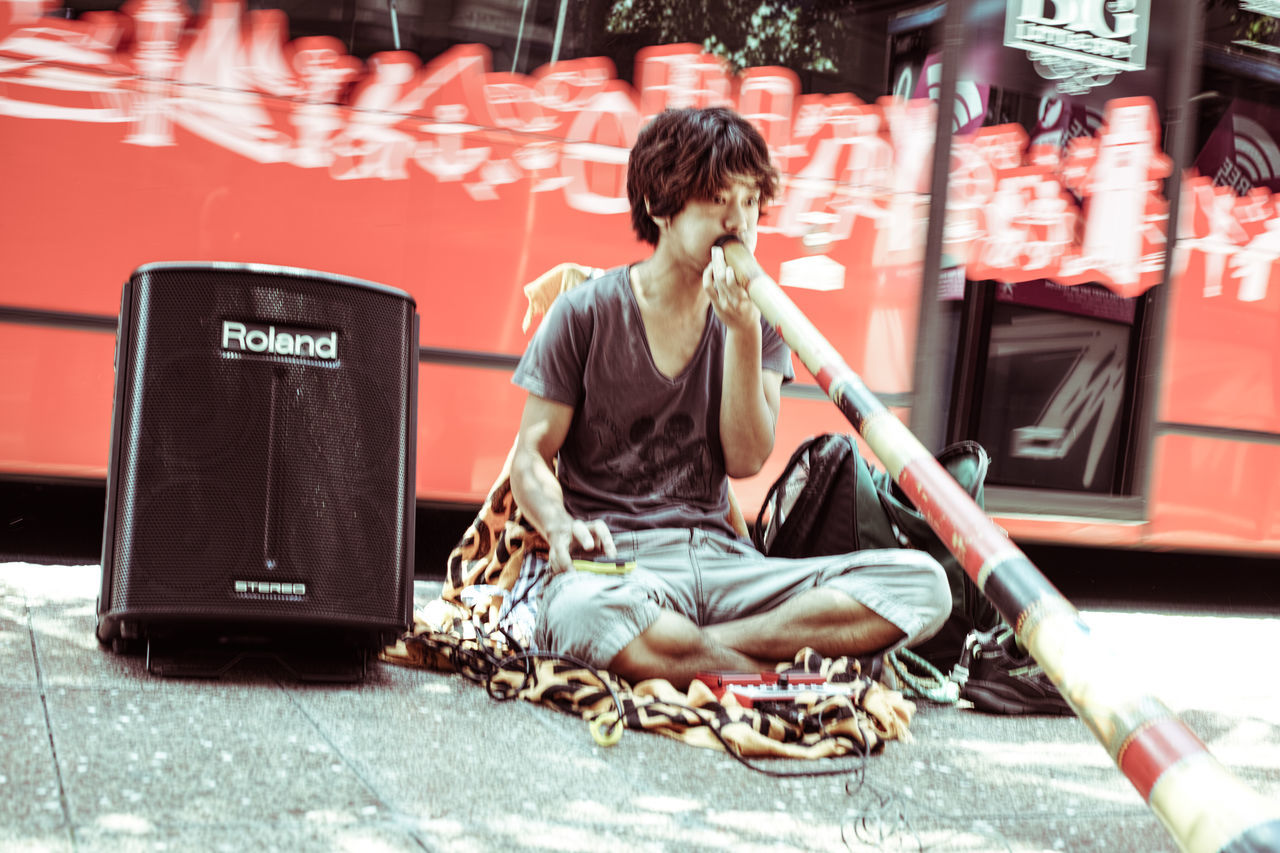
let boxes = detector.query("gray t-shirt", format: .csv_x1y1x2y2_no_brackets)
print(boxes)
512,265,794,536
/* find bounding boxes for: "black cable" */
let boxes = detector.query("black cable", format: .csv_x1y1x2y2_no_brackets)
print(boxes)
410,627,1015,850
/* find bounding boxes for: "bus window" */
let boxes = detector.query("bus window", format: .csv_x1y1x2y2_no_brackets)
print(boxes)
52,1,899,93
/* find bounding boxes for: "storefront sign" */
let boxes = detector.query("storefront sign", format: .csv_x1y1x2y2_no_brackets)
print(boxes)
1004,0,1150,93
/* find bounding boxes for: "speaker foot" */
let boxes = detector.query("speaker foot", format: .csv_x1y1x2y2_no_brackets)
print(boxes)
144,636,370,682
111,637,144,655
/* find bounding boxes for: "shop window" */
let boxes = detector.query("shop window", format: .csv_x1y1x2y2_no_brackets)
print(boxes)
950,279,1141,498
975,294,1134,494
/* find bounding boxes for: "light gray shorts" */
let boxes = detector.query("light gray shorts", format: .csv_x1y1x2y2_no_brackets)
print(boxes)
530,527,951,670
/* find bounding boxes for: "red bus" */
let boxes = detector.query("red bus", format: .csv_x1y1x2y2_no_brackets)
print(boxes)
2,0,1278,562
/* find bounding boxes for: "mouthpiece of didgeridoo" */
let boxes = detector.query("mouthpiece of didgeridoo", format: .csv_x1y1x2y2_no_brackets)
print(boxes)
713,234,769,286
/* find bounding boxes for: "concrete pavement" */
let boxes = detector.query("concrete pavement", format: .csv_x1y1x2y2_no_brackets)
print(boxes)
2,561,1278,852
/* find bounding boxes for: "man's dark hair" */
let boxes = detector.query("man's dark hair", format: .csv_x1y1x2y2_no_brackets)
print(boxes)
627,107,779,246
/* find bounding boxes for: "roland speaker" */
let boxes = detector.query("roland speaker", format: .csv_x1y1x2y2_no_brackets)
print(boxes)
97,262,418,670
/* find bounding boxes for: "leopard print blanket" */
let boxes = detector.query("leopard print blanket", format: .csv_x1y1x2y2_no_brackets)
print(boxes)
381,460,917,760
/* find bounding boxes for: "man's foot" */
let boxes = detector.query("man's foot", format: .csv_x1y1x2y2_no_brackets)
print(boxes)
953,626,1073,715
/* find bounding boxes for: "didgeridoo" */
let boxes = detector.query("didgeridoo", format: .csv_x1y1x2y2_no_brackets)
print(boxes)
714,233,1280,853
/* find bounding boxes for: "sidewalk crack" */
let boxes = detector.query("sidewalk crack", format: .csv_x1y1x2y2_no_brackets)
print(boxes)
26,597,76,845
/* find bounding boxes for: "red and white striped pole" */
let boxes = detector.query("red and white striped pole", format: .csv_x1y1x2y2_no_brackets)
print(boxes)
717,235,1280,853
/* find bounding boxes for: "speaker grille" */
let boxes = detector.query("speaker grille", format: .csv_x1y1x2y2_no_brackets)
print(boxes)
102,264,415,635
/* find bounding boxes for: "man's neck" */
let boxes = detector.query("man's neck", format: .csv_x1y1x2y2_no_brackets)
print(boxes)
632,250,706,314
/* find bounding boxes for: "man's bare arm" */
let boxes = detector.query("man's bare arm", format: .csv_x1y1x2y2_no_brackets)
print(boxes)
509,393,615,573
704,245,783,477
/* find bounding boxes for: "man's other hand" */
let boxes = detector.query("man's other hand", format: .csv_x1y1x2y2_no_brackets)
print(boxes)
548,518,617,574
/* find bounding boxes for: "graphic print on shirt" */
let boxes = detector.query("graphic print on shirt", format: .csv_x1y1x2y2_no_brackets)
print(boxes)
591,412,713,501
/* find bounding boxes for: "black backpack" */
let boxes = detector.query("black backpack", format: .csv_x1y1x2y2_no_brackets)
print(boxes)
751,433,1001,669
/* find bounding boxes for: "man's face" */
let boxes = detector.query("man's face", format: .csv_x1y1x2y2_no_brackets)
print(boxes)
664,176,762,263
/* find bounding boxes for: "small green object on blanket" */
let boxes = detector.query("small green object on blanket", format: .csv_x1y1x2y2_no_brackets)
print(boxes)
590,712,624,746
572,559,636,575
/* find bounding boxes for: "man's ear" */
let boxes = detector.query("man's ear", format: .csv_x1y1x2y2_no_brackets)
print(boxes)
646,199,666,229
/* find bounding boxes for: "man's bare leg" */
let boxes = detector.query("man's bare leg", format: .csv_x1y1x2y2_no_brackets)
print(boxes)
608,611,770,689
705,587,903,663
608,589,903,689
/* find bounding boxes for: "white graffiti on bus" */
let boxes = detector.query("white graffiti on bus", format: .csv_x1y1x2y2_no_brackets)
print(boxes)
2,0,1276,302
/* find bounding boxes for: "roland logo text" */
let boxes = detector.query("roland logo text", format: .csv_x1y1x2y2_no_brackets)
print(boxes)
221,320,338,360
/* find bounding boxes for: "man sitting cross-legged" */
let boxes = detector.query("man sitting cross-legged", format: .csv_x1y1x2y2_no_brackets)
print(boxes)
509,106,950,690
